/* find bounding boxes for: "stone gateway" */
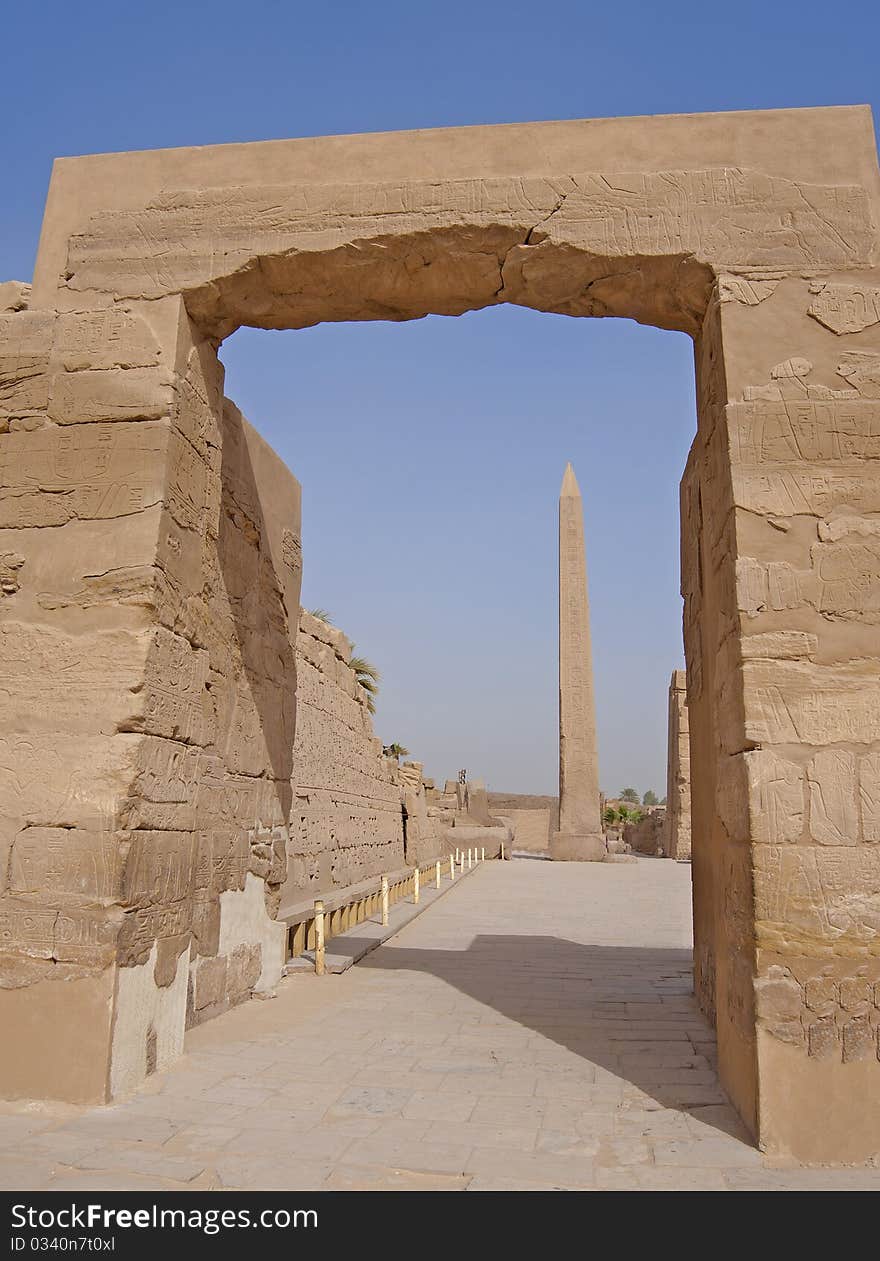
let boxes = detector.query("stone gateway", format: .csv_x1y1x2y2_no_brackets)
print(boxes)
2,106,880,1163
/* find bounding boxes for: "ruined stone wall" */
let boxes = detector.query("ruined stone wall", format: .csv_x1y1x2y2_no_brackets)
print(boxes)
498,809,552,853
624,812,666,856
281,611,405,905
664,670,692,860
0,291,297,1099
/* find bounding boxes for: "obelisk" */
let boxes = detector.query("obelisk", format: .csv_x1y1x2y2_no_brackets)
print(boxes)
550,463,605,861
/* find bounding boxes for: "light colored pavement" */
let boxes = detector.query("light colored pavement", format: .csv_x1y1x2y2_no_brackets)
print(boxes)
2,857,879,1191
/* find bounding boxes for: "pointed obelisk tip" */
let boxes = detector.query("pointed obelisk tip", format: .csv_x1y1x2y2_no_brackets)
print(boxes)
560,462,580,498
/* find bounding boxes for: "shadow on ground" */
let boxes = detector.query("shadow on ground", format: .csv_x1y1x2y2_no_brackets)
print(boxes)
361,935,750,1145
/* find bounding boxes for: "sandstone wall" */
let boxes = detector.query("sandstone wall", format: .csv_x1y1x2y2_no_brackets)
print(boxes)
281,611,406,906
0,289,299,1099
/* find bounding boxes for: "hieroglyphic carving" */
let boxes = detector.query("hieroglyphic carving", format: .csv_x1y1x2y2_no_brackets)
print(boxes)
717,751,804,845
47,367,173,425
0,421,204,530
808,750,859,845
122,830,197,909
728,399,880,467
860,752,880,843
0,898,120,966
808,283,880,335
9,828,120,901
811,538,880,620
754,845,880,952
0,552,23,594
718,275,779,305
835,351,880,397
66,168,874,302
756,958,880,1062
744,661,880,747
54,309,162,371
141,627,212,746
0,313,54,423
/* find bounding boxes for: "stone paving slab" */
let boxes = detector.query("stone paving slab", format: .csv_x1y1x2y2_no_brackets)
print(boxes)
2,858,880,1192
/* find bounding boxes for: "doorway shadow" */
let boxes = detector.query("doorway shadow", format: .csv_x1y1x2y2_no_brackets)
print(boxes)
361,935,751,1145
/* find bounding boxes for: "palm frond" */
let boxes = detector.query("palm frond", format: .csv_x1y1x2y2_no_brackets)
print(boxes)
349,656,380,682
307,607,333,623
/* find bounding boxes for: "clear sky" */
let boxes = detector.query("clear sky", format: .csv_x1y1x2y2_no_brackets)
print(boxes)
3,1,879,797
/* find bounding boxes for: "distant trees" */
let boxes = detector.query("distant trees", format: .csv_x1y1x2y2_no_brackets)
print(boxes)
383,743,410,761
643,789,658,807
604,804,643,828
619,787,640,804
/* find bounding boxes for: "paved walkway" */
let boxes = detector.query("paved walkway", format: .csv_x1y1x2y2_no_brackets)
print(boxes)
2,859,879,1191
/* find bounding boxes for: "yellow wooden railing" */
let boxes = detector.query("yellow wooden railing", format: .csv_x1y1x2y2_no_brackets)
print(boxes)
283,845,491,974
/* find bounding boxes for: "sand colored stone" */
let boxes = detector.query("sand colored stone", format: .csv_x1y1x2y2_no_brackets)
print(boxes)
665,671,692,860
1,105,880,1160
551,464,604,862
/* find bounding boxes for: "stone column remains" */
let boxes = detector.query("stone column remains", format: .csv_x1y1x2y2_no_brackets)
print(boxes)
664,670,692,860
551,463,605,861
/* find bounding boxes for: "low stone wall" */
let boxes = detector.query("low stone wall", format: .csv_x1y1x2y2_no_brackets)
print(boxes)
487,793,557,853
499,809,552,853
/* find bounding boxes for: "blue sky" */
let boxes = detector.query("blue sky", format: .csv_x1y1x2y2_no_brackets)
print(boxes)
3,1,879,796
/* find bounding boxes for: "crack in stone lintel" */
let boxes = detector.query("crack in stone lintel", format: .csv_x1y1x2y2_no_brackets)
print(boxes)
495,183,575,300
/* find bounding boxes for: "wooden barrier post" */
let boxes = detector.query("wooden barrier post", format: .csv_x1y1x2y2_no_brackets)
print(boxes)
468,848,473,870
381,875,389,926
500,839,505,860
435,859,441,889
449,854,455,880
413,865,420,905
314,899,325,976
481,846,485,861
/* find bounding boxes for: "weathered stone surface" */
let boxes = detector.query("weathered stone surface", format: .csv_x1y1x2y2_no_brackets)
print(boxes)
551,464,603,862
0,282,30,313
808,283,880,335
625,811,666,856
807,750,859,846
281,612,406,900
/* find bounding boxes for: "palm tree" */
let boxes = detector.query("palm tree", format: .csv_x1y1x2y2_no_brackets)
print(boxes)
349,649,380,714
383,742,410,761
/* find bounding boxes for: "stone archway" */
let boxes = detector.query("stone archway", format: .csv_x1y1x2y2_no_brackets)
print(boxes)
2,106,880,1162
